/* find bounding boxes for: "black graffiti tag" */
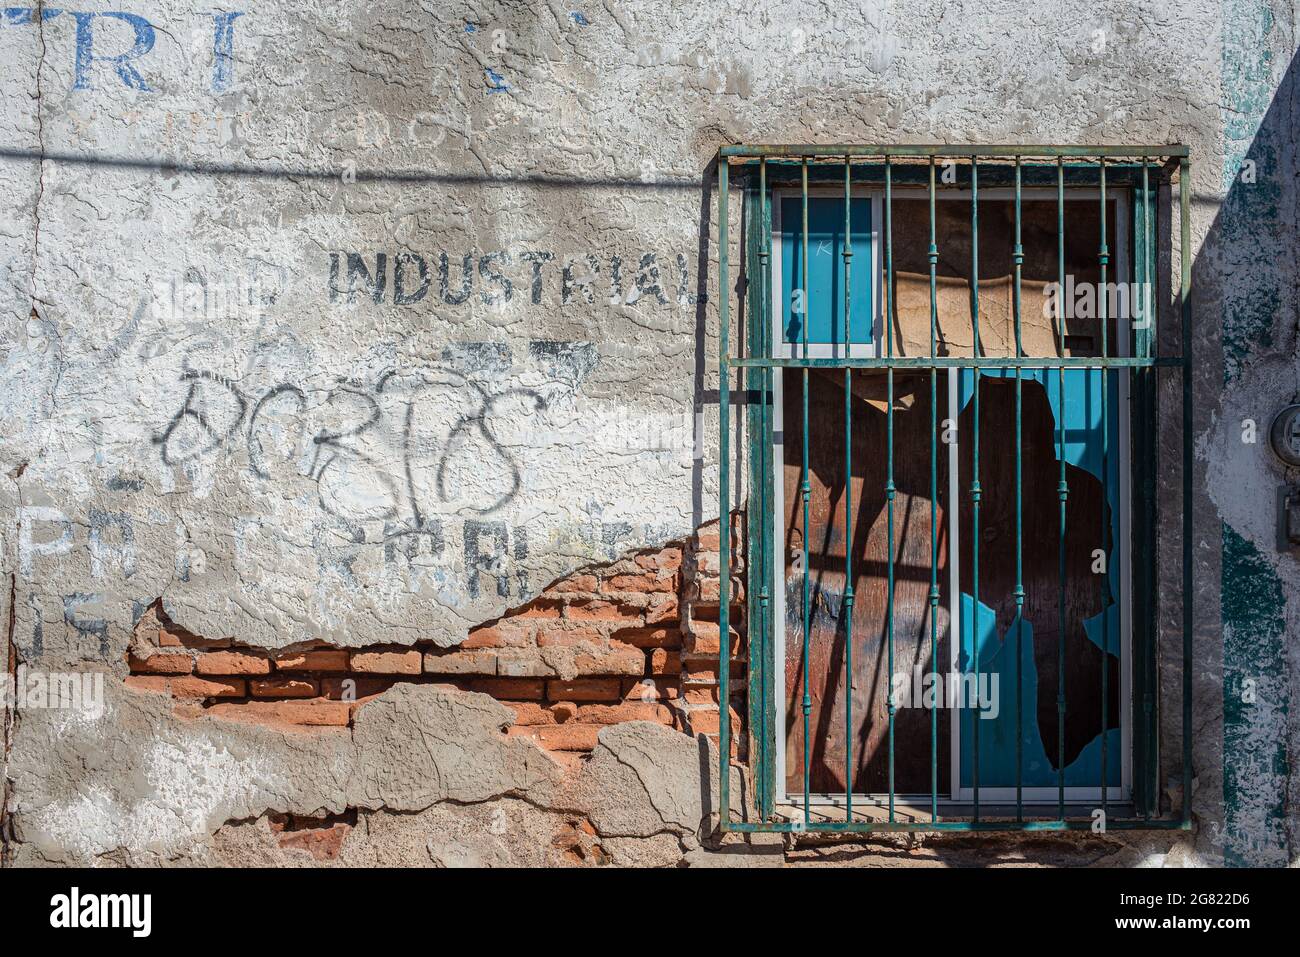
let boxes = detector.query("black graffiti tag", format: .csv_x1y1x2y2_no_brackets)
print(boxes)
151,368,248,465
156,363,548,523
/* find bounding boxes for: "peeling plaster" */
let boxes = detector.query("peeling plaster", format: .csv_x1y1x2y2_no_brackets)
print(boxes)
0,0,1295,865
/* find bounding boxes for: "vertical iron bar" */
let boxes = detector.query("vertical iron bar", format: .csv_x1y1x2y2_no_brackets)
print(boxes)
713,145,1186,836
1056,157,1068,820
1013,156,1025,822
758,157,771,821
718,157,732,828
1142,158,1156,820
1099,158,1110,818
800,157,812,822
928,156,940,822
1180,156,1193,826
886,155,897,822
843,155,855,819
970,156,982,821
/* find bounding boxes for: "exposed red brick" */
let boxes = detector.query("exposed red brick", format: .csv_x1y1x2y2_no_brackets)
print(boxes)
513,599,563,619
694,551,722,575
550,700,578,722
695,524,721,551
462,621,533,649
574,701,674,724
611,625,681,649
194,650,271,676
508,723,602,752
546,678,622,702
565,600,643,625
687,601,745,624
643,594,679,625
696,576,745,603
685,706,742,737
682,621,742,657
602,573,673,594
250,677,319,699
124,518,745,751
684,685,722,705
277,822,352,861
124,675,169,694
534,623,605,648
428,650,493,670
493,652,559,678
468,677,545,700
320,676,399,701
169,676,246,699
547,574,599,595
572,644,645,676
157,625,230,650
682,659,745,683
206,698,351,729
635,547,682,573
649,648,681,675
423,650,497,675
507,702,557,726
552,816,607,865
622,677,680,701
350,648,422,674
128,651,193,675
274,649,349,672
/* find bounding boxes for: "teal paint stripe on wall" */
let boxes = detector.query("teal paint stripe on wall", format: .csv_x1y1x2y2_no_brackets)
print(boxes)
1219,0,1290,865
1221,3,1279,385
1222,528,1289,865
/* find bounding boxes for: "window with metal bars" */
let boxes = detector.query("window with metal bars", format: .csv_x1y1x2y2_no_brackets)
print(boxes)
714,146,1192,834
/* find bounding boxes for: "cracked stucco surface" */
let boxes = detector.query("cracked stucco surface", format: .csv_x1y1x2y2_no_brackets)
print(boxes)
0,0,1297,864
7,681,734,865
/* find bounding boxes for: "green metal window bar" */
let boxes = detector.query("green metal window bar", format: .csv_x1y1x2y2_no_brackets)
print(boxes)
716,144,1192,834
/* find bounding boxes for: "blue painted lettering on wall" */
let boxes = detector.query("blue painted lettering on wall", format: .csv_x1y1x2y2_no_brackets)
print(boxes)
72,11,155,90
2,6,63,23
1,9,243,92
211,11,243,93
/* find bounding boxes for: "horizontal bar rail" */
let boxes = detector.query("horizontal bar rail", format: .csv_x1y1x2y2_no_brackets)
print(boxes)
731,357,1182,369
721,144,1189,159
716,144,1192,835
723,819,1194,834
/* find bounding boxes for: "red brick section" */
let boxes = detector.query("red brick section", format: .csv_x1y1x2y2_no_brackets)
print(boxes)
268,811,356,862
124,527,748,755
678,517,747,759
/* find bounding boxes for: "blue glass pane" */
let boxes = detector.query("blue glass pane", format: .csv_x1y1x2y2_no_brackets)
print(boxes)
780,197,873,346
956,368,1123,789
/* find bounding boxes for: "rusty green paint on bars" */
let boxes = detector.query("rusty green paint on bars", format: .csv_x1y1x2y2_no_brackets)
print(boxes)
716,145,1190,834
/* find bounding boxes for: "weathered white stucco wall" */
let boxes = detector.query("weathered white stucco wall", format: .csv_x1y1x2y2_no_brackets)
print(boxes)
1,0,1296,865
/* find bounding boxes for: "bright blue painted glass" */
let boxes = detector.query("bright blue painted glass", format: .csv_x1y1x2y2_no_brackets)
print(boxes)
780,197,874,347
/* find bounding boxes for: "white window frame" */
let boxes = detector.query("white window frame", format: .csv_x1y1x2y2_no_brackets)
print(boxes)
770,187,883,360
